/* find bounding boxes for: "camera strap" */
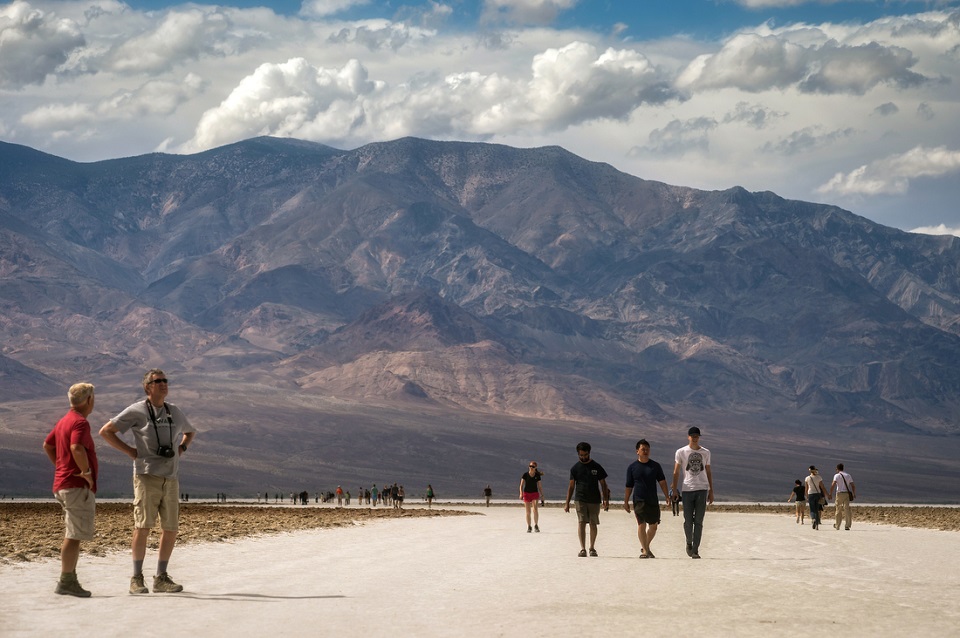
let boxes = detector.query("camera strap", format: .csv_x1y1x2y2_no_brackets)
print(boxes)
145,400,174,449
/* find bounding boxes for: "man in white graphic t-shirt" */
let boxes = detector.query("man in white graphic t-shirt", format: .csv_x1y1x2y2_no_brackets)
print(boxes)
671,427,713,559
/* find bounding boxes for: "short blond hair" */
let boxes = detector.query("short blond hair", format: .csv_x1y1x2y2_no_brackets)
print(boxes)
68,383,95,407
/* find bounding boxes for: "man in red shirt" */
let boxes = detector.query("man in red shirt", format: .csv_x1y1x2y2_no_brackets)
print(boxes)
43,382,98,597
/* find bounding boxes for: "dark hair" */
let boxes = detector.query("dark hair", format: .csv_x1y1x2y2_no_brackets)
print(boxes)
836,463,844,471
576,441,591,453
635,439,650,451
795,479,802,485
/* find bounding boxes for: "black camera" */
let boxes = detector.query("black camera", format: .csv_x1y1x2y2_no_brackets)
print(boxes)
157,445,175,458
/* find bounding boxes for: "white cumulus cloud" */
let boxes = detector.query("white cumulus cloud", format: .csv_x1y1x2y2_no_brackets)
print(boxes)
106,8,235,74
182,42,677,152
817,146,960,196
677,33,927,95
183,58,383,152
20,73,206,131
0,0,84,88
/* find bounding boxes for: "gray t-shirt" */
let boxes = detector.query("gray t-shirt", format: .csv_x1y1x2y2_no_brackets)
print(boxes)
111,400,196,478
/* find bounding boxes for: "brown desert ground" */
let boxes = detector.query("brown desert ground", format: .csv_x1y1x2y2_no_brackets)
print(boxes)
2,501,957,563
0,502,473,563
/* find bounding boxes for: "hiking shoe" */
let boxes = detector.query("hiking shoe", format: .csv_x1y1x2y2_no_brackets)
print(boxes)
55,573,91,598
152,572,183,593
129,574,148,595
589,548,598,557
534,525,540,533
578,549,587,557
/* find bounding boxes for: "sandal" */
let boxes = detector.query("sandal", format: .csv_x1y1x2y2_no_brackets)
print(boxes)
589,548,598,557
578,549,587,557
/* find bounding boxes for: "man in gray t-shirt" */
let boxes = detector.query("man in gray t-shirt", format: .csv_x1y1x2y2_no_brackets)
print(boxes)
100,369,196,594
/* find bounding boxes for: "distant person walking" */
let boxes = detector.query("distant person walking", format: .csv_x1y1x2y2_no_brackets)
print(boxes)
520,461,545,533
426,484,435,508
670,490,681,517
43,382,98,597
483,485,492,507
788,479,806,524
100,369,196,594
564,442,610,557
671,427,713,559
831,464,856,530
624,439,670,559
804,466,829,530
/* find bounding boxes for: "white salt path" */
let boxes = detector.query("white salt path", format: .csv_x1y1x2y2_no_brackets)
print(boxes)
1,505,957,637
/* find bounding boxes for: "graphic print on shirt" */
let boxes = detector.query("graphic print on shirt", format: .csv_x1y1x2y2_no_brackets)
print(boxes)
685,452,704,476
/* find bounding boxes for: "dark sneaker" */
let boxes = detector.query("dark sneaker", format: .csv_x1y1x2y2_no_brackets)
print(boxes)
578,549,587,557
534,525,540,533
527,526,532,533
589,548,598,557
686,543,693,557
153,572,183,593
691,552,701,559
55,573,91,598
130,574,149,595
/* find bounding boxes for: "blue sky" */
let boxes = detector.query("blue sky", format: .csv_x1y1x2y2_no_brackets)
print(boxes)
118,1,943,38
2,0,959,234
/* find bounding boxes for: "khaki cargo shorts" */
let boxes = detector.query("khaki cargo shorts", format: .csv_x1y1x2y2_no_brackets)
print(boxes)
55,487,96,541
133,474,180,531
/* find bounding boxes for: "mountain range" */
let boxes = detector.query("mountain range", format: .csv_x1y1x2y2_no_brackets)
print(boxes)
2,136,959,501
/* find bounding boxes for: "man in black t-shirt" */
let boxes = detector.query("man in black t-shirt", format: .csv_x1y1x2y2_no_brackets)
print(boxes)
624,439,670,559
564,442,610,557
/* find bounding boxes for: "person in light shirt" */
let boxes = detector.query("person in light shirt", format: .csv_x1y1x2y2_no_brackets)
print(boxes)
100,369,196,595
671,427,713,559
830,463,857,530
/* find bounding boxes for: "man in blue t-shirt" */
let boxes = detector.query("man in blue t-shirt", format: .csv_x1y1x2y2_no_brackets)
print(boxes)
624,439,670,559
564,441,610,557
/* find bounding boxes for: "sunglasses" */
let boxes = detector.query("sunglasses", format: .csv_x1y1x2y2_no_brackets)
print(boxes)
148,379,169,385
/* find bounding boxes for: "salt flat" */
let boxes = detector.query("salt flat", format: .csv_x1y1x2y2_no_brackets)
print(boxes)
1,505,957,637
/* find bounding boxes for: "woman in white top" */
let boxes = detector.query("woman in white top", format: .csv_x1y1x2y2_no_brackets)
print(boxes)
803,466,829,529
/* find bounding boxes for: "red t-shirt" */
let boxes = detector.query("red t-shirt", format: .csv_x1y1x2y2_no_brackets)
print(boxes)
44,410,98,493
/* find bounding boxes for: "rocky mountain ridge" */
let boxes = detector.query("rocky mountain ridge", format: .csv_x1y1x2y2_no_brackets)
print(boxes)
2,136,960,437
